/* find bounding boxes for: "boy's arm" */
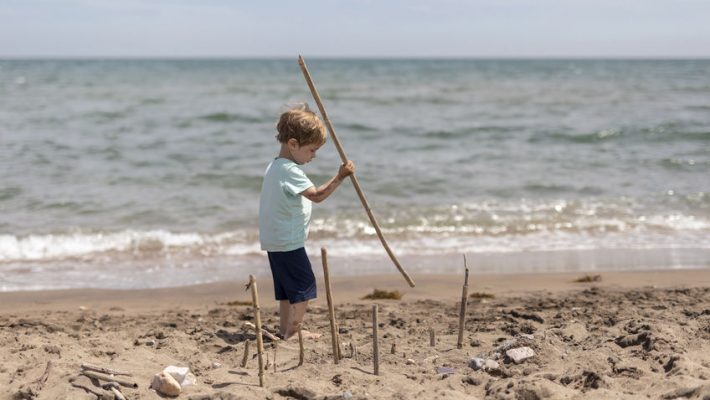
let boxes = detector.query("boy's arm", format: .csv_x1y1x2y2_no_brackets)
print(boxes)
301,161,355,203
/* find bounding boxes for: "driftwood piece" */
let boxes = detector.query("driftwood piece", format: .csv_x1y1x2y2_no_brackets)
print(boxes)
372,305,380,376
15,361,52,399
247,275,265,387
241,321,279,342
102,382,126,400
69,376,111,400
321,248,340,364
36,360,52,386
81,370,138,388
242,321,279,342
81,363,133,377
457,254,470,349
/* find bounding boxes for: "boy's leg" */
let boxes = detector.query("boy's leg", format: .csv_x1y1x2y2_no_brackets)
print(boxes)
270,248,319,339
279,300,290,337
284,300,309,339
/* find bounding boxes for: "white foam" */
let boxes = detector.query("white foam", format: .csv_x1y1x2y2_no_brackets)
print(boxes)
0,201,708,263
0,230,254,262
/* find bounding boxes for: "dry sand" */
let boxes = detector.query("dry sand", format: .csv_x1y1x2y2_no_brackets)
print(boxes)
1,269,710,399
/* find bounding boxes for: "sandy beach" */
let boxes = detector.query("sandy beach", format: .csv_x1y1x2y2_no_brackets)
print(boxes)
2,269,710,399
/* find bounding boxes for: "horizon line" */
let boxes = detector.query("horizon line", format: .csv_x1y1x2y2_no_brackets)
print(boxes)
2,55,710,61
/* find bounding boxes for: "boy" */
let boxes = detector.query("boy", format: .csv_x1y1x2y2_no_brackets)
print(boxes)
259,104,355,339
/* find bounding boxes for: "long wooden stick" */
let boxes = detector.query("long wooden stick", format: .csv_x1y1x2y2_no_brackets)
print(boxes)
457,254,470,349
372,305,380,375
298,55,415,288
321,247,340,364
248,275,265,387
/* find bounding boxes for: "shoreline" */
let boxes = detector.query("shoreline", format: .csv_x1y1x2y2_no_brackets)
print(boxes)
2,268,709,313
2,246,708,292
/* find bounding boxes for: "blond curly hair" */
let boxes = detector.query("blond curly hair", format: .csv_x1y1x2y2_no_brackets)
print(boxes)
276,103,327,146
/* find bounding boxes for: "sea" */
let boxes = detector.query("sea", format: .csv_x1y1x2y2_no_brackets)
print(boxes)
1,58,709,291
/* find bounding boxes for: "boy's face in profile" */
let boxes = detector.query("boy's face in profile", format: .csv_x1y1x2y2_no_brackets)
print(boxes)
288,139,322,165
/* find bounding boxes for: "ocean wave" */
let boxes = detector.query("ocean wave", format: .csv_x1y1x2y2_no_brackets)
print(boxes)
340,122,377,132
0,187,22,201
2,199,707,263
531,129,623,144
85,110,129,122
532,125,710,145
659,158,710,171
196,112,265,124
0,230,259,263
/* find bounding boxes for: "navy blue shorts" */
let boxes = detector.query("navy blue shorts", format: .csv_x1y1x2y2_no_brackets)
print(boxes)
267,247,317,304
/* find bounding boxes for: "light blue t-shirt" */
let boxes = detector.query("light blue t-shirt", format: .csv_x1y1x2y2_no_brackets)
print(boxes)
259,158,315,252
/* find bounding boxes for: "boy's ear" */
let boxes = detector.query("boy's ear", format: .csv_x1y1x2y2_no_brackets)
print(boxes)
287,138,300,148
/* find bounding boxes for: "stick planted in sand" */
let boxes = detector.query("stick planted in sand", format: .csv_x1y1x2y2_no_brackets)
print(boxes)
247,275,265,387
349,341,358,361
297,324,305,366
457,254,470,349
372,305,380,375
429,328,436,347
299,55,415,288
240,340,251,368
321,247,340,364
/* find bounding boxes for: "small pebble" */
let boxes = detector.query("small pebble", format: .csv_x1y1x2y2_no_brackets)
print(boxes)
506,347,535,364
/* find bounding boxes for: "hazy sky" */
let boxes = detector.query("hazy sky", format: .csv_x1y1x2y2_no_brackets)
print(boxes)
1,0,709,58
